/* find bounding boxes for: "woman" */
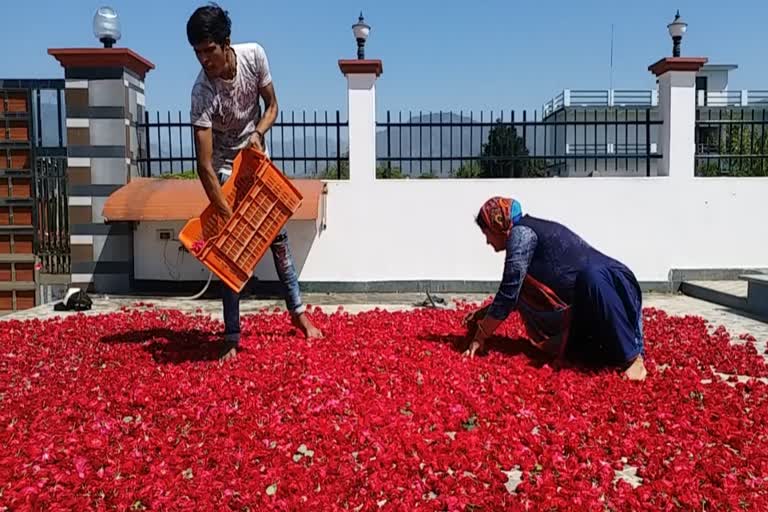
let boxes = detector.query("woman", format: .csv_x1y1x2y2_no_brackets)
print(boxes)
463,197,647,381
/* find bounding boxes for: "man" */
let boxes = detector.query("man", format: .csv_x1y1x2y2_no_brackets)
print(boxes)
187,3,323,360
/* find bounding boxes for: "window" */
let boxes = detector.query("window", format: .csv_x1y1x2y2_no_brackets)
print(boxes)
696,76,708,106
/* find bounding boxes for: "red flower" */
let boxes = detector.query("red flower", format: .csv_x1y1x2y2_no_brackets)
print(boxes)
0,306,766,509
191,240,206,254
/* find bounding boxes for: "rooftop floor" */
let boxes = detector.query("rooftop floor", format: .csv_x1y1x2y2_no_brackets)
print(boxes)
3,291,767,356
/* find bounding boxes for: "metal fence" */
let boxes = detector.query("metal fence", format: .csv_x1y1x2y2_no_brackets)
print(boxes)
138,107,663,179
695,109,768,177
137,110,349,179
0,79,69,275
376,108,662,178
34,156,69,274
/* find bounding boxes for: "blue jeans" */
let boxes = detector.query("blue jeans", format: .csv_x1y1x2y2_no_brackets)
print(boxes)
218,170,304,343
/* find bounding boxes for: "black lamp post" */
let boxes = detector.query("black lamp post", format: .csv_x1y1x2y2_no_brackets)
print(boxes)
93,6,121,48
352,12,370,60
667,10,687,57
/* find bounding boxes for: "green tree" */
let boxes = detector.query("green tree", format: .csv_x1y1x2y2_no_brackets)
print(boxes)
453,162,482,179
479,120,549,178
159,169,199,180
320,160,349,180
376,165,405,179
696,124,768,177
319,161,408,179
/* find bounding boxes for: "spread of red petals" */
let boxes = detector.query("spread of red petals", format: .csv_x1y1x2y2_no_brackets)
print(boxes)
1,305,768,510
191,240,206,254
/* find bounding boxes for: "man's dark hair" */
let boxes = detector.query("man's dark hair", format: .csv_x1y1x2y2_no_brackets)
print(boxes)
475,214,488,231
187,3,232,46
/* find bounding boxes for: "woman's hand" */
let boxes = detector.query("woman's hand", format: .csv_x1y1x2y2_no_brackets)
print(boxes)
462,305,489,328
462,312,502,359
463,335,486,358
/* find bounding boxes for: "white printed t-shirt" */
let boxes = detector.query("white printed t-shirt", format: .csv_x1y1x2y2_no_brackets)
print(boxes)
190,42,272,175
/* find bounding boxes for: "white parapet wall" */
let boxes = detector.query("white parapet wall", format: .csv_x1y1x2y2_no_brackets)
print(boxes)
133,174,768,286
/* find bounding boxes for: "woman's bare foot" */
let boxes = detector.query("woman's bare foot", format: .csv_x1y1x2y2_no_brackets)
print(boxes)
292,313,324,339
624,355,647,381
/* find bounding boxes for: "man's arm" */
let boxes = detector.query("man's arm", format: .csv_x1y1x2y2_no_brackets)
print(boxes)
194,125,231,218
257,83,278,136
248,44,278,151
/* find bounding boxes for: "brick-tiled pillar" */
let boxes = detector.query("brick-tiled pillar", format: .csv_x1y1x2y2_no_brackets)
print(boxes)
48,48,154,293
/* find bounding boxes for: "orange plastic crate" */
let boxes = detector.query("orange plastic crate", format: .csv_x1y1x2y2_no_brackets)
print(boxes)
179,148,303,293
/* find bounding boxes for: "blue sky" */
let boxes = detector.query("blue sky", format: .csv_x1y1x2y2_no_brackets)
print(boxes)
3,0,767,118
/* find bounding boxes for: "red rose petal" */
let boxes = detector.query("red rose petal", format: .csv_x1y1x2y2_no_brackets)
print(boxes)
0,306,766,508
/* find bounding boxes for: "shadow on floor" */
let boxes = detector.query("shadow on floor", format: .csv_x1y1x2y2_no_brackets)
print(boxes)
418,332,556,369
100,328,228,364
713,305,768,326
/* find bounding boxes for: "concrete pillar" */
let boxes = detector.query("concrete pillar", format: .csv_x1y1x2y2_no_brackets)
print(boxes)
338,59,382,183
48,48,154,293
648,57,707,178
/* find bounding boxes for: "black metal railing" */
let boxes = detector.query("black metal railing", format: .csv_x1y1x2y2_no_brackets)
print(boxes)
0,79,67,150
375,108,662,178
1,79,69,275
34,156,69,274
695,108,768,177
137,110,349,179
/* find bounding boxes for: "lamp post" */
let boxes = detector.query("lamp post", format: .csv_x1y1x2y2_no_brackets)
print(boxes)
352,12,370,60
93,6,121,48
667,10,687,57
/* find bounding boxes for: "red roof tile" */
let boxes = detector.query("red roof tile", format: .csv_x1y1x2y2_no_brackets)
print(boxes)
102,177,324,222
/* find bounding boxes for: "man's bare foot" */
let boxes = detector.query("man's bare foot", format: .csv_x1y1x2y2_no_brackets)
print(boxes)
624,355,647,381
219,341,238,361
292,312,323,339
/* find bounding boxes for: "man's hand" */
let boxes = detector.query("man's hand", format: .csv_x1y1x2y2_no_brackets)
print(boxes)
248,130,265,152
215,201,233,221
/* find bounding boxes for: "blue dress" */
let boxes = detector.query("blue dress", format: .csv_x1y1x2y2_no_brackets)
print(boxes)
485,214,644,367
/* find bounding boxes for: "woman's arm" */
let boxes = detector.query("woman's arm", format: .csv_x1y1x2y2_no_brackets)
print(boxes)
464,226,538,357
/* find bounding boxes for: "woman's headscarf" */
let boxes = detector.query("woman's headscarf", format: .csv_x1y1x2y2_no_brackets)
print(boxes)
478,197,523,236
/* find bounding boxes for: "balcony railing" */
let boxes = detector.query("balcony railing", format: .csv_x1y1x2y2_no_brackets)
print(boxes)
543,89,768,117
542,90,658,117
697,90,768,107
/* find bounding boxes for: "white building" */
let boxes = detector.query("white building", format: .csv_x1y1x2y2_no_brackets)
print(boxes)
540,64,768,177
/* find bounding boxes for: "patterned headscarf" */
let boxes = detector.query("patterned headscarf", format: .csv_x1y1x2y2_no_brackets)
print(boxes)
478,197,523,236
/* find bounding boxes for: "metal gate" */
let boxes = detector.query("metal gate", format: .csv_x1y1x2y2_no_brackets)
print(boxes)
0,79,68,312
34,156,69,275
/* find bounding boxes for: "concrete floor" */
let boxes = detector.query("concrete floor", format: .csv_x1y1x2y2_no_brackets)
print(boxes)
3,291,767,353
686,280,748,298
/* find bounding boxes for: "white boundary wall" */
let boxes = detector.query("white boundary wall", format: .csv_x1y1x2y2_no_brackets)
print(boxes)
134,175,768,284
131,58,768,286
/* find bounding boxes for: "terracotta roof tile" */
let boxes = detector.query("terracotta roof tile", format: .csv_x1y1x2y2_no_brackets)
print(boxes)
102,177,324,222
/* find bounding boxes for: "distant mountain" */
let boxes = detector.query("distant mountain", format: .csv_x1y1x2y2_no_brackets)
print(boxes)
374,112,486,175
145,136,348,176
